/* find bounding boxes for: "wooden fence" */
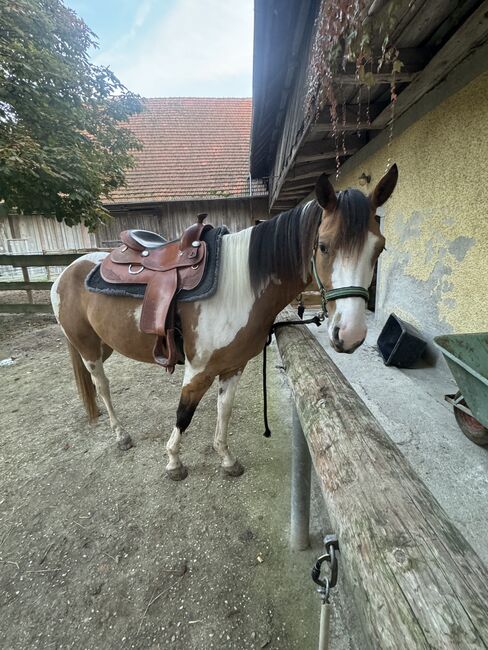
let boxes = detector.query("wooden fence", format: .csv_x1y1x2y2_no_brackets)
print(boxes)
275,308,488,649
0,251,101,314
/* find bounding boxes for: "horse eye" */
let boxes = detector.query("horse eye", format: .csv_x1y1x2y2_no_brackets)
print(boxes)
319,243,329,254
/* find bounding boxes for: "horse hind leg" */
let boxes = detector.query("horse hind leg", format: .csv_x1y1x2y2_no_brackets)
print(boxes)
213,370,245,477
82,355,133,451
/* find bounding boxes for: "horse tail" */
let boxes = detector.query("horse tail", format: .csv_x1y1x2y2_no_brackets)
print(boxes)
67,341,99,422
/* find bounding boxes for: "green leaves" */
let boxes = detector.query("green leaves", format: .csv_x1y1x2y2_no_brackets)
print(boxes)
0,0,143,229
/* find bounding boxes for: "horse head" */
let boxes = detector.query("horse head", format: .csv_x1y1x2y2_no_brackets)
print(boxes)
313,164,398,353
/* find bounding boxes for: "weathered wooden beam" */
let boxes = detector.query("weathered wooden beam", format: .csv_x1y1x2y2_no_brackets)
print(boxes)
0,281,53,291
275,309,488,649
280,178,317,192
291,159,342,179
297,133,366,161
373,1,488,128
0,303,53,314
334,71,416,85
280,191,313,201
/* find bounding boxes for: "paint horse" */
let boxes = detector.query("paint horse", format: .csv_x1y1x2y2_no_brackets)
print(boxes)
51,165,398,480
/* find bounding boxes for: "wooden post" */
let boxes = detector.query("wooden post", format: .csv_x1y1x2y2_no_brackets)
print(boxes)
275,309,488,649
21,266,33,304
290,403,311,550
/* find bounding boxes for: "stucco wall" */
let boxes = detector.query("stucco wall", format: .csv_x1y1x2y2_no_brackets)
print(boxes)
337,71,488,342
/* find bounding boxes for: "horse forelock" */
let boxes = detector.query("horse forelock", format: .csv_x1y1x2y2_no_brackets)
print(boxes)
333,189,371,254
249,201,323,293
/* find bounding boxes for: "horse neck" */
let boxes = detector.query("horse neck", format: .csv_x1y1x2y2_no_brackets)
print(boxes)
248,202,320,311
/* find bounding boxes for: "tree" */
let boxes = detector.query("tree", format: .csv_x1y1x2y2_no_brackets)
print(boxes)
0,0,143,229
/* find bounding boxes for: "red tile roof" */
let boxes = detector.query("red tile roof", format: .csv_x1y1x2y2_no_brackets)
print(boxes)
107,97,266,204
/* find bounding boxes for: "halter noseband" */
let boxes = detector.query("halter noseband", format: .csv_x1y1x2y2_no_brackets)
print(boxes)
310,252,369,318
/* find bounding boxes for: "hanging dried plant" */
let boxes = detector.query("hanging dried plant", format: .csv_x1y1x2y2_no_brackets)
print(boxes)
306,0,402,175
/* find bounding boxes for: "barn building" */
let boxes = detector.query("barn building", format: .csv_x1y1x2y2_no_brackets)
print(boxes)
97,97,268,246
0,97,267,254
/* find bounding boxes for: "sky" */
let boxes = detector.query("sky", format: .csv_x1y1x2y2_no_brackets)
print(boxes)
67,0,254,98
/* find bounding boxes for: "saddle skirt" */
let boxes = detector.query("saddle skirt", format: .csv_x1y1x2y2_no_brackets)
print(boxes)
98,219,212,373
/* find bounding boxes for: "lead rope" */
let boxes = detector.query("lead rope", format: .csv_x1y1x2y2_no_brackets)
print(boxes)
262,308,323,437
312,535,340,650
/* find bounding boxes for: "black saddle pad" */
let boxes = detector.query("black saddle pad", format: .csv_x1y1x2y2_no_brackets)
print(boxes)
85,225,229,302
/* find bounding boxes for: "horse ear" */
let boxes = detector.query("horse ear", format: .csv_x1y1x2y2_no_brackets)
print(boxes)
371,164,398,207
315,173,337,212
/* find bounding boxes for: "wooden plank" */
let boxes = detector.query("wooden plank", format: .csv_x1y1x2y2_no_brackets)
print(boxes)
0,251,101,267
280,191,314,201
290,159,339,180
297,133,365,160
274,309,488,649
0,281,53,291
0,303,53,314
373,1,488,128
316,103,387,125
311,121,381,134
334,71,416,85
280,178,317,192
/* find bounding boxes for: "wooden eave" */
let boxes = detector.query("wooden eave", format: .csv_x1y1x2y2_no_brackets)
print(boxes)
251,0,488,213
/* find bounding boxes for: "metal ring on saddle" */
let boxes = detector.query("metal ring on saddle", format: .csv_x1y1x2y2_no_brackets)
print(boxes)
128,264,144,275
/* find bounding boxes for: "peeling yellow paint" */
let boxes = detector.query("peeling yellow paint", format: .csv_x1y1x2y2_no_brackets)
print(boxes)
338,72,488,334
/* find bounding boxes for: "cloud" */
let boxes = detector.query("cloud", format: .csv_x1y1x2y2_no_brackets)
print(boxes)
96,0,253,97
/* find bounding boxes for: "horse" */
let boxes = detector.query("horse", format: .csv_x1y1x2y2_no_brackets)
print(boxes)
50,165,398,481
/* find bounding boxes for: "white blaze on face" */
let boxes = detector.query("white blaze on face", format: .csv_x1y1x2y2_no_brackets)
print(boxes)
328,231,379,350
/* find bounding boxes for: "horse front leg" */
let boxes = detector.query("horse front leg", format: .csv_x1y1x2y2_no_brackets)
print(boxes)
213,370,245,477
166,369,214,481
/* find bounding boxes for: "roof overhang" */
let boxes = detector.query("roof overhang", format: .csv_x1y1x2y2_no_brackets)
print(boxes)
251,0,488,212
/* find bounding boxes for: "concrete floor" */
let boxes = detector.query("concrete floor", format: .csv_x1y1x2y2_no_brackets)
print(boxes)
307,311,488,567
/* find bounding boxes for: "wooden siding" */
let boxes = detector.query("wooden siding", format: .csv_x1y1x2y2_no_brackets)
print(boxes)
0,214,96,253
0,197,269,255
96,197,269,246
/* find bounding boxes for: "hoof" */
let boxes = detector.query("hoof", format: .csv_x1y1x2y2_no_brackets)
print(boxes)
117,434,133,451
222,460,245,477
166,465,188,481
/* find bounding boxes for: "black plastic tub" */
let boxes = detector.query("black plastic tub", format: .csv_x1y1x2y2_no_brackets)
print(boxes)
377,314,427,368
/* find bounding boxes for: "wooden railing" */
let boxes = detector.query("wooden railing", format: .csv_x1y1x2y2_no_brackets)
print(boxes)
0,251,102,314
275,308,488,648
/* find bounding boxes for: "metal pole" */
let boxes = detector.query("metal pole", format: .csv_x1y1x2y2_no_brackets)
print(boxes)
290,403,312,550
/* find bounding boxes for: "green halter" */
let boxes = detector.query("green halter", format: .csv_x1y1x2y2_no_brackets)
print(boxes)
311,253,369,317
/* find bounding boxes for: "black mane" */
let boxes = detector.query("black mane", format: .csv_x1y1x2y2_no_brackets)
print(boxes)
249,201,323,294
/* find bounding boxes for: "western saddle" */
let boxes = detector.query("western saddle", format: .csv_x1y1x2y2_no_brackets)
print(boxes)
100,214,212,373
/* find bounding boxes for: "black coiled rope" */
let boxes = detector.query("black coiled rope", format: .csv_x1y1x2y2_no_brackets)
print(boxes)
262,307,323,437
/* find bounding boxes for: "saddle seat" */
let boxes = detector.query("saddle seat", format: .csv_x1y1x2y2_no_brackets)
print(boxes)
124,229,167,249
100,214,212,373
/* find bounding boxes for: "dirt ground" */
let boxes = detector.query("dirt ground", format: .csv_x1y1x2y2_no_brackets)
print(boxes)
0,314,358,650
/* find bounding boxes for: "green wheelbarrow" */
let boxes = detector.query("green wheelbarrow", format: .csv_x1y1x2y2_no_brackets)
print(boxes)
434,333,488,446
